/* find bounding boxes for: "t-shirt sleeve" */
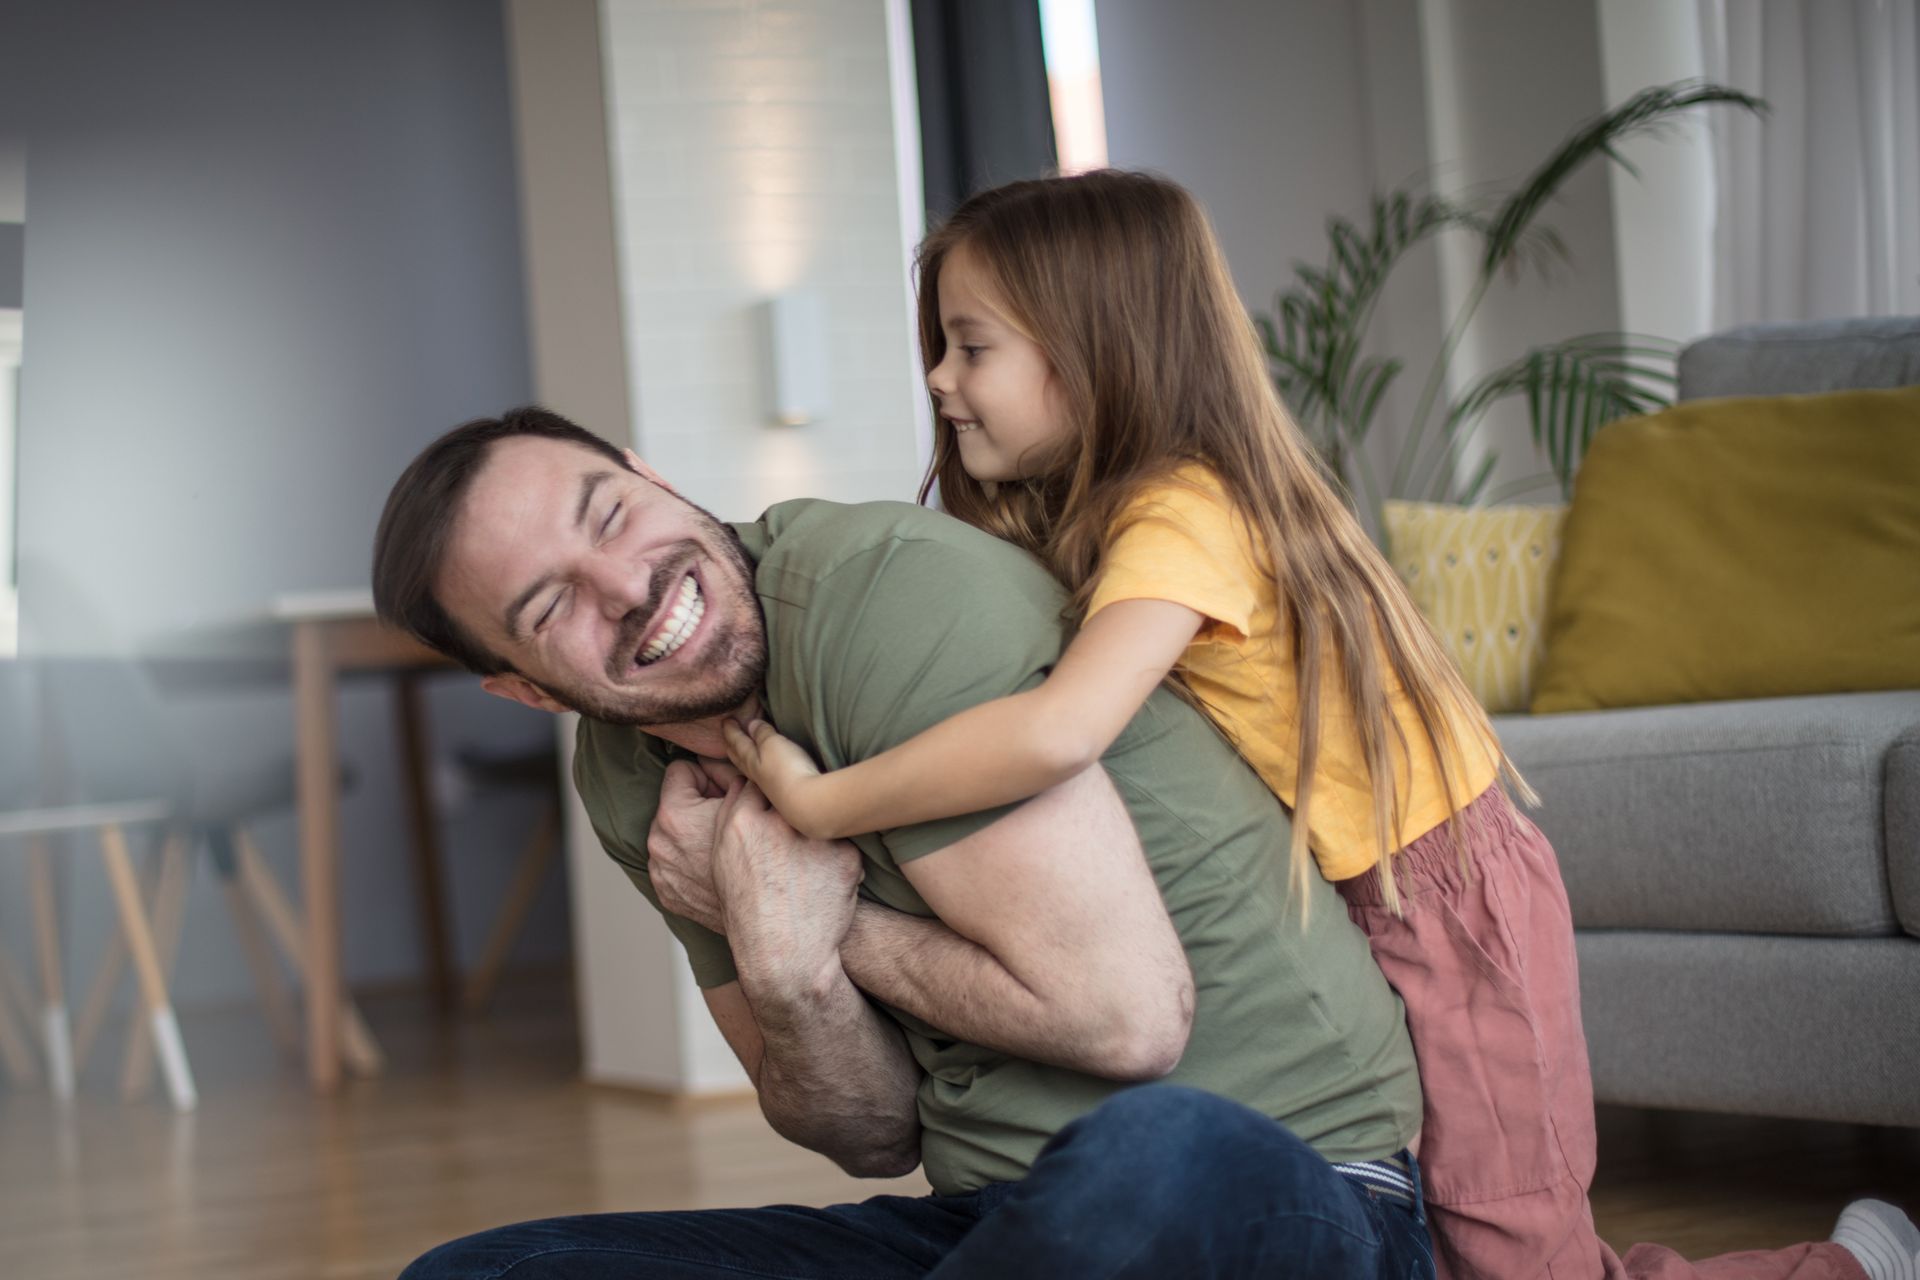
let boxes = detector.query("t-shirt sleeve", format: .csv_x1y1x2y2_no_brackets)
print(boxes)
798,534,1069,866
571,717,739,989
1084,478,1262,642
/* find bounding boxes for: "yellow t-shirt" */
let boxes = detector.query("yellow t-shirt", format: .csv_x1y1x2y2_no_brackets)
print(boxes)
1085,466,1499,881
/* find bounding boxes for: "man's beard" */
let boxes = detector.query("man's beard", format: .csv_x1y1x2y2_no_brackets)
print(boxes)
532,514,768,728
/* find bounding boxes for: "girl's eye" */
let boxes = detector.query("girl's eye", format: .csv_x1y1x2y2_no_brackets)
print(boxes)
961,345,985,361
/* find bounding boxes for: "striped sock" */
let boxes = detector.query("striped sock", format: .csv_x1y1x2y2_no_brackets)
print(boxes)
1833,1200,1920,1280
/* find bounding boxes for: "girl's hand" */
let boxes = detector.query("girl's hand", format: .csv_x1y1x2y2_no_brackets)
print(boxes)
723,718,835,837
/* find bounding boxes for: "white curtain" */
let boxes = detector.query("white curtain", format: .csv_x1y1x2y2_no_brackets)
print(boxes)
1698,0,1920,325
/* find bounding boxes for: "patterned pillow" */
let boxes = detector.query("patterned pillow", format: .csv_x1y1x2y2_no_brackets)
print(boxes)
1382,501,1566,714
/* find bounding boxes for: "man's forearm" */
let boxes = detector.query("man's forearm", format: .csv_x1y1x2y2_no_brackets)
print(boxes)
732,932,923,1177
840,900,1187,1081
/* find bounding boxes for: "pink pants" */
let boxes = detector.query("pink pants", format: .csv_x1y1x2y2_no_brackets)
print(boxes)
1336,787,1863,1280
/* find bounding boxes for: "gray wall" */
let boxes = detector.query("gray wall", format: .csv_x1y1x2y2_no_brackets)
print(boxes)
9,0,530,649
1092,0,1449,503
1092,0,1626,507
1419,0,1622,501
0,0,568,1022
1096,0,1383,313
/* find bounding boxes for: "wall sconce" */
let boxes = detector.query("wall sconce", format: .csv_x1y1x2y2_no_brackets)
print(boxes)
759,288,830,426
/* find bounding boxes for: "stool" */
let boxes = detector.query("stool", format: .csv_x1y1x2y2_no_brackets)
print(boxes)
455,747,564,1013
72,782,387,1101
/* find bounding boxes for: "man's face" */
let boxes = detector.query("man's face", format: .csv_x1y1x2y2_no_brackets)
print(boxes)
437,436,766,727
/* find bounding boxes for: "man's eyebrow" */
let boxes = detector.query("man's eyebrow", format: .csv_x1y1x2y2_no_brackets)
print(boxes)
574,470,613,527
503,573,556,643
503,470,615,640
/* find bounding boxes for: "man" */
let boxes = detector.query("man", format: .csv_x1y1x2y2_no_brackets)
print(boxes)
375,407,1432,1278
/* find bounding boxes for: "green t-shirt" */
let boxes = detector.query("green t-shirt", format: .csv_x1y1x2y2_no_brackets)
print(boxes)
573,498,1421,1194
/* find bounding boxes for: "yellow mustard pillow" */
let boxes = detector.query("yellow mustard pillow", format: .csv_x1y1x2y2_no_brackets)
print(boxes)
1383,500,1566,714
1531,385,1920,714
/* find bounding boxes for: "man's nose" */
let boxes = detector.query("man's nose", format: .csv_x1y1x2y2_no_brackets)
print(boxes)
586,557,652,619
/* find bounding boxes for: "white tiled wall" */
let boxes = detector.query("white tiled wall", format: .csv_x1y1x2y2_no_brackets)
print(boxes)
600,0,928,520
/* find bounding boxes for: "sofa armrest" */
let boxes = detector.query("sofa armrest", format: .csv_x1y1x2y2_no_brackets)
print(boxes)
1887,731,1920,939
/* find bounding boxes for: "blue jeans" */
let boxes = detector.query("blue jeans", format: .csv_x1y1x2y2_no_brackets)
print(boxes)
401,1085,1435,1279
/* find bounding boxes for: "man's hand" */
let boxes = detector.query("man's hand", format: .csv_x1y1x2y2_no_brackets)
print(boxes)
722,718,842,839
646,759,732,935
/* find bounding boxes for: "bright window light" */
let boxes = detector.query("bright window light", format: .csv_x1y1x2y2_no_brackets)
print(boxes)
1040,0,1108,174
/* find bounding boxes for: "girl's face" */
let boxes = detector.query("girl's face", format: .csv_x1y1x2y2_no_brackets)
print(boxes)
926,246,1072,482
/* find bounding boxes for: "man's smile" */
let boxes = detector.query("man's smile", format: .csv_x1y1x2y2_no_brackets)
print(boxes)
636,571,706,666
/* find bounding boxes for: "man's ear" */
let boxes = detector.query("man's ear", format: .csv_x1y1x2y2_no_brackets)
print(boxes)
479,672,571,715
622,449,675,493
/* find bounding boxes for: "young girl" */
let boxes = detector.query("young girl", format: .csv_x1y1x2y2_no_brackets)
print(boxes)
724,170,1896,1280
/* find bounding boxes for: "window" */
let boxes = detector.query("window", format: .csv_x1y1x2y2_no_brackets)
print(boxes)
1040,0,1108,175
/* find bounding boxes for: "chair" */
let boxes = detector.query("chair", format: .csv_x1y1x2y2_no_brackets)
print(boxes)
68,757,387,1101
2,646,389,1109
0,657,196,1111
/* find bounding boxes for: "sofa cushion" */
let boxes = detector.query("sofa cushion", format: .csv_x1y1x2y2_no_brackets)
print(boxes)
1530,385,1920,714
1678,315,1920,401
1493,691,1920,938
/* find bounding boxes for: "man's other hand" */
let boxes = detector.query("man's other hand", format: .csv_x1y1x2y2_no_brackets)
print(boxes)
709,783,864,1001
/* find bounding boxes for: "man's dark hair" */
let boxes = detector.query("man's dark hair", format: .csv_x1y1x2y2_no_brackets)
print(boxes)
372,406,628,674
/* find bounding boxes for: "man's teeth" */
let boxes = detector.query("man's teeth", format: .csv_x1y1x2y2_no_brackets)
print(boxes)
638,575,704,665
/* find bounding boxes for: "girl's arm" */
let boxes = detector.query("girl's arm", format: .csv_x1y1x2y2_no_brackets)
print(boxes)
724,597,1206,840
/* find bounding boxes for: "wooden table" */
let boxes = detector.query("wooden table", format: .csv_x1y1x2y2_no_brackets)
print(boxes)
273,591,457,1092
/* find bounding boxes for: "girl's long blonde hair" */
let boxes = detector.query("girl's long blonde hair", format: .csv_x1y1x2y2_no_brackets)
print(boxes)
914,169,1535,915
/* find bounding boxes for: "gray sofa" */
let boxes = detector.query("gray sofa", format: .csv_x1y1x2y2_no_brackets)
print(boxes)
1493,316,1920,1129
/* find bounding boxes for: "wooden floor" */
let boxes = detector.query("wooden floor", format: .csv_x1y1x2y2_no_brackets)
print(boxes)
3,978,1914,1279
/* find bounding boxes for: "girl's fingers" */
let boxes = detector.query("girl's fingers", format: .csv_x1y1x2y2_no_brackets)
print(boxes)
749,718,780,745
722,719,756,767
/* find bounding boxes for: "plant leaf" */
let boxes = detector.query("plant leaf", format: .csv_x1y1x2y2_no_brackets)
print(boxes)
1478,81,1765,280
1447,333,1683,498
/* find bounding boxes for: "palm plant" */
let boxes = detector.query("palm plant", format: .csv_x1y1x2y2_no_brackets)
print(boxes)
1256,81,1765,534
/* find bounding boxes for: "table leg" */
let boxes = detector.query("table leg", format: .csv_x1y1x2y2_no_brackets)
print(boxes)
395,672,455,1011
99,825,197,1112
73,848,162,1071
0,930,42,1085
122,831,191,1100
27,835,73,1101
294,621,343,1092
